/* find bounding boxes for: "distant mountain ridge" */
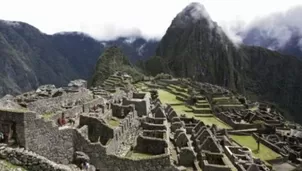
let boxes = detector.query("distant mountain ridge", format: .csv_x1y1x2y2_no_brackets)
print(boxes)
240,27,302,60
0,20,158,96
237,6,302,60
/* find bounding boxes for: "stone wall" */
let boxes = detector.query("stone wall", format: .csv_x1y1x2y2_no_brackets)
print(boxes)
0,110,173,171
146,117,165,124
132,93,146,99
73,128,173,171
24,113,74,164
0,146,78,171
106,110,138,154
79,115,114,145
50,105,83,121
142,122,167,130
122,96,150,117
27,89,92,115
252,133,287,157
106,154,172,171
216,113,260,130
135,135,168,155
82,98,106,113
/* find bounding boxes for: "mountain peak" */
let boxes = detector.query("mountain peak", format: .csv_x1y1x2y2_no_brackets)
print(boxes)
171,2,212,28
182,2,210,20
0,19,21,27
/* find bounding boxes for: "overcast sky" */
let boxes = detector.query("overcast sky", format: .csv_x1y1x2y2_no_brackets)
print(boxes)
0,0,302,40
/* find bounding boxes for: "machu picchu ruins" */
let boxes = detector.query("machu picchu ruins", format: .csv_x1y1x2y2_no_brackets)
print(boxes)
0,72,300,171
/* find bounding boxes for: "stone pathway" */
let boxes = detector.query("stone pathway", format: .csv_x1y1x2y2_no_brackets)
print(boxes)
272,162,296,171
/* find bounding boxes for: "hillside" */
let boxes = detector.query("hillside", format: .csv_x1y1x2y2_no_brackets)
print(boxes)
149,2,302,123
0,20,157,97
241,27,302,60
0,20,78,95
90,46,144,86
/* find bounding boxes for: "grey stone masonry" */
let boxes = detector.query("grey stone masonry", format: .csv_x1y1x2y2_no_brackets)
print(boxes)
0,145,80,171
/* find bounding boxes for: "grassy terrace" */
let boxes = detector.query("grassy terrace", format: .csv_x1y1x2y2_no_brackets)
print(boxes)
0,108,29,113
196,100,208,103
158,89,182,105
42,112,53,120
230,135,281,161
196,116,231,129
126,150,155,159
157,89,231,129
108,117,120,128
213,96,231,101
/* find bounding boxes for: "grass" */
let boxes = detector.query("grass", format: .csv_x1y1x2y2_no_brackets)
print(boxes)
191,106,212,110
158,89,182,104
0,108,28,113
171,105,193,114
230,135,281,161
217,104,244,107
249,106,259,111
196,116,232,129
213,97,231,100
42,112,53,120
170,105,230,129
126,150,155,159
108,118,120,127
196,100,208,103
0,160,27,170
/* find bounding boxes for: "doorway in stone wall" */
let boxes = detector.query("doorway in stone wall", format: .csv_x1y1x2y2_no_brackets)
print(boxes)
0,121,17,146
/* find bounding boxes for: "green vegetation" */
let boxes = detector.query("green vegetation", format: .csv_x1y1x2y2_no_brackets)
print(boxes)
90,46,144,86
0,160,27,171
213,97,231,101
196,116,231,129
231,135,281,161
108,117,120,127
157,89,182,104
42,112,53,120
154,83,231,129
0,108,28,113
126,150,155,159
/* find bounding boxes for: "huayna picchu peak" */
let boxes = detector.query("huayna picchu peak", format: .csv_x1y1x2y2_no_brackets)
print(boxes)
171,2,213,28
0,1,302,171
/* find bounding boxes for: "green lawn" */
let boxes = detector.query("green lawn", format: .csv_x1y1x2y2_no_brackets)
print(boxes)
196,116,231,129
169,105,230,129
217,104,244,107
42,112,53,120
157,88,231,129
230,135,281,161
0,108,29,113
191,106,212,110
196,100,208,103
108,118,120,128
213,97,231,100
126,150,155,159
171,105,193,114
158,89,182,104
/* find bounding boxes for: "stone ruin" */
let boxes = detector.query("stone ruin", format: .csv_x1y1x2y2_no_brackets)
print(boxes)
0,75,299,171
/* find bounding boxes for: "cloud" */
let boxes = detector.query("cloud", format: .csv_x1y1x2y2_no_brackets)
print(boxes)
236,5,302,49
1,0,302,41
219,20,246,44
